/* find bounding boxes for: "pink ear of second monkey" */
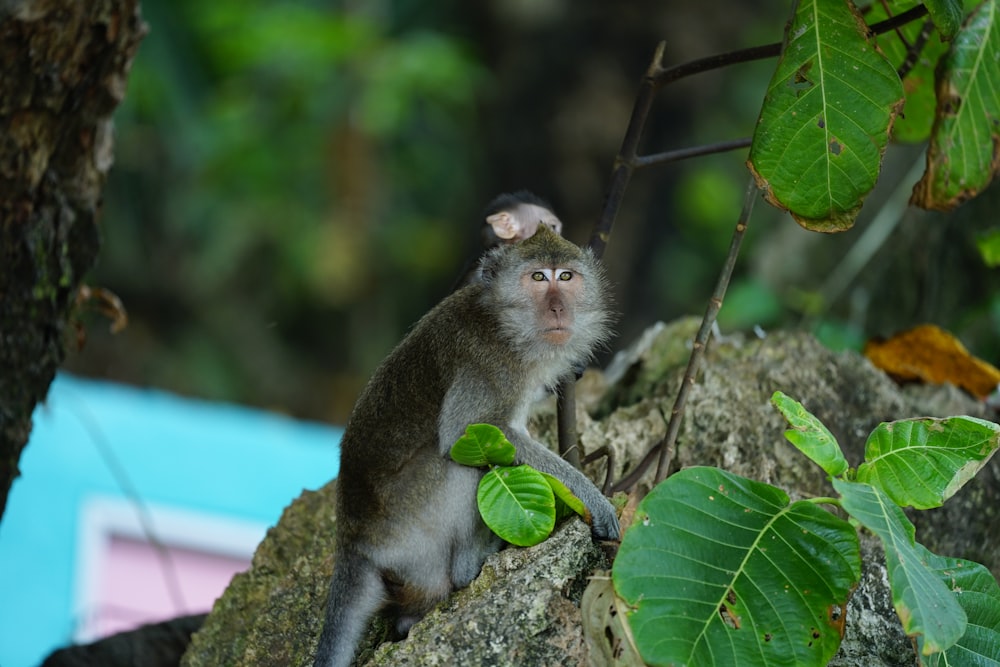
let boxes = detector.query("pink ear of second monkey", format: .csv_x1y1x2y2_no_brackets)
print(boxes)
486,211,521,240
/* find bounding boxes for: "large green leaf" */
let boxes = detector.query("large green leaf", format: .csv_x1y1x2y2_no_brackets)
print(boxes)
771,391,849,476
747,0,904,231
833,479,967,654
477,465,555,547
450,423,515,467
614,467,860,667
921,547,1000,666
912,0,1000,211
856,416,1000,509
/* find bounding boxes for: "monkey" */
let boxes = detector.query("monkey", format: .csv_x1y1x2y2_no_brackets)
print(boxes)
453,190,566,289
312,225,619,667
482,189,564,246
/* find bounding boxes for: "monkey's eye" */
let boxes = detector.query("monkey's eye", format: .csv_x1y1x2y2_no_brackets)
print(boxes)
531,271,547,282
557,271,573,281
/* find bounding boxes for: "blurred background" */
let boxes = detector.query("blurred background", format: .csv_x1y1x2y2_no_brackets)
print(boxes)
3,2,1000,664
58,0,1000,424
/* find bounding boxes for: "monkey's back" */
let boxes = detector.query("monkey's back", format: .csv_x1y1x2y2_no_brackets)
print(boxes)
335,284,519,542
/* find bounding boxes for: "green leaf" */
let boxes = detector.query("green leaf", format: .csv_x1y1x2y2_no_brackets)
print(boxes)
771,391,849,476
977,228,1000,267
921,548,1000,665
747,0,904,231
856,416,1000,509
833,479,967,654
540,471,587,521
912,0,1000,211
450,423,515,467
477,465,555,547
925,0,966,39
869,0,948,143
614,467,860,667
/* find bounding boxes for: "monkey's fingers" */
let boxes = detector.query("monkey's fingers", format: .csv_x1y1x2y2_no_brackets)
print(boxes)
586,501,621,542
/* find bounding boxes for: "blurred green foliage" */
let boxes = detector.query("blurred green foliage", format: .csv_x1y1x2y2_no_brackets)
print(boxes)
87,0,487,418
69,0,1000,422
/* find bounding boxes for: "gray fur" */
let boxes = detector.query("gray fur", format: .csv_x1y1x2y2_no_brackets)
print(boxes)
313,226,618,667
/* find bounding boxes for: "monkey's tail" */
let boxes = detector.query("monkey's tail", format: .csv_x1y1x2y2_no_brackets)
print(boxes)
313,549,385,667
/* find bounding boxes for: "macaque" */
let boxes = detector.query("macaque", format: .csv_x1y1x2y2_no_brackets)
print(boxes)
312,225,618,667
482,190,564,245
454,190,565,289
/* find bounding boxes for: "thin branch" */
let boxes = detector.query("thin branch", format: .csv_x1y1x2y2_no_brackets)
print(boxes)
610,177,758,494
870,4,930,36
581,445,616,495
557,381,582,469
880,0,913,51
587,41,667,261
634,137,752,169
609,436,663,495
653,176,758,485
653,43,780,89
815,157,926,315
65,392,188,614
557,42,667,473
649,3,929,90
898,19,933,80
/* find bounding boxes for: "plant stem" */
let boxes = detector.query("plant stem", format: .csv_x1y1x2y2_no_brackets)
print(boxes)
634,138,752,169
807,497,842,506
652,176,758,485
557,380,582,469
587,41,667,261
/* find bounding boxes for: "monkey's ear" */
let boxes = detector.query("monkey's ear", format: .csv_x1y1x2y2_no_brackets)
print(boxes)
485,211,520,240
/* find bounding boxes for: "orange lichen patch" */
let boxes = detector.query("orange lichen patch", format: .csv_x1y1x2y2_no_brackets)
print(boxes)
864,324,1000,399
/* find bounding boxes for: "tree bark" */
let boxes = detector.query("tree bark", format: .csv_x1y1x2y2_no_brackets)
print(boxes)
0,0,146,521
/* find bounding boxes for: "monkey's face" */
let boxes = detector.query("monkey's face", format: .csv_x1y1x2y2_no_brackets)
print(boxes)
481,225,612,363
523,267,583,345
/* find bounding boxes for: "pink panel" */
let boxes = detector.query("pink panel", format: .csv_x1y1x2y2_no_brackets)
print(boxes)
86,535,251,638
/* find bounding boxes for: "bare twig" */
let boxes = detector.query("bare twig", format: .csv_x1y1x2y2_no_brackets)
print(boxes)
644,3,927,92
557,380,582,469
610,177,758,493
653,176,758,485
587,41,668,261
897,19,933,79
634,137,752,169
608,439,662,495
557,42,668,471
581,445,616,495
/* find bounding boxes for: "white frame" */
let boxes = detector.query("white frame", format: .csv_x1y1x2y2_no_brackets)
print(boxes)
73,494,266,641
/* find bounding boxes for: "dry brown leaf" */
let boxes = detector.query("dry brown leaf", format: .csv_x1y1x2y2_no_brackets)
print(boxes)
864,324,1000,399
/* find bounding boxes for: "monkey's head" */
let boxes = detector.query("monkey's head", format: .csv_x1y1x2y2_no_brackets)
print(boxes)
483,190,563,245
479,225,613,364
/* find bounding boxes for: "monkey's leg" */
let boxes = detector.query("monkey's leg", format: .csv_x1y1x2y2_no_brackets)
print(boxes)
313,549,385,667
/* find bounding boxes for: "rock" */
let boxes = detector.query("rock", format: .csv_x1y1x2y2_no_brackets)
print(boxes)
181,320,998,666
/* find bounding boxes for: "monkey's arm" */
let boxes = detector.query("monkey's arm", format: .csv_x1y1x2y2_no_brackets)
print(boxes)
438,379,620,542
506,426,620,541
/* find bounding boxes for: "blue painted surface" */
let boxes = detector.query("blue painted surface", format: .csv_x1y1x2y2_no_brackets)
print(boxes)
0,374,342,667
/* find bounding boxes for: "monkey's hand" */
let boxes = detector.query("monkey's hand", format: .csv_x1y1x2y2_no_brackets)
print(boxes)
508,430,620,541
579,488,620,541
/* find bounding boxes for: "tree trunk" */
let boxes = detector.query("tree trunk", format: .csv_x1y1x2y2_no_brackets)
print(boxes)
0,0,146,521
